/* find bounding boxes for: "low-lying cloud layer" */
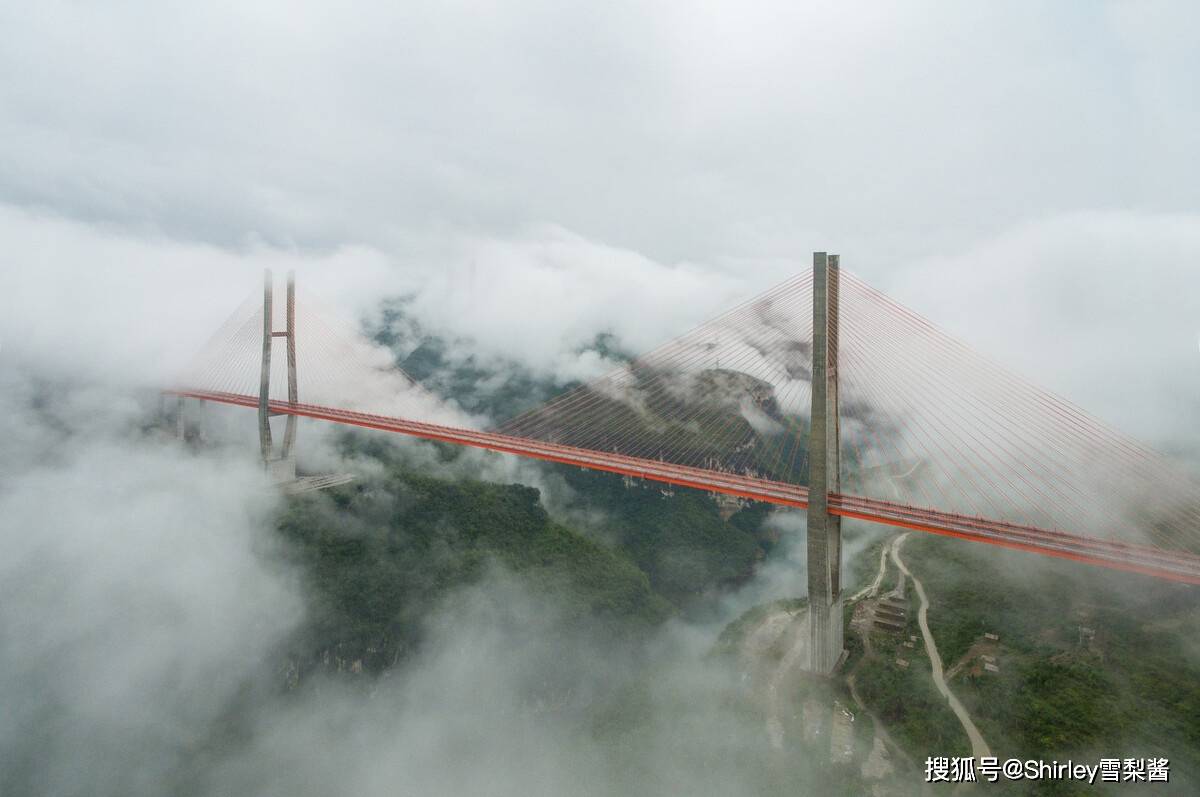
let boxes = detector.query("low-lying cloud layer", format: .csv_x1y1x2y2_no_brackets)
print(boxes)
202,573,818,797
0,368,303,797
3,2,1200,794
0,359,827,797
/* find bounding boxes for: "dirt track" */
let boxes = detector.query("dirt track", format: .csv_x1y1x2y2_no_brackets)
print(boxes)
891,533,992,759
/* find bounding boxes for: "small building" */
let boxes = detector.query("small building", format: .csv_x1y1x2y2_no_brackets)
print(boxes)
875,615,906,628
873,617,905,634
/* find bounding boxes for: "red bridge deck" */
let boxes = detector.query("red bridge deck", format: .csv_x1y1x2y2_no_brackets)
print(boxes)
169,389,1200,585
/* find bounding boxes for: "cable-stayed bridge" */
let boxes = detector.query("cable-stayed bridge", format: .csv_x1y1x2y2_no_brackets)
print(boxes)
166,255,1200,671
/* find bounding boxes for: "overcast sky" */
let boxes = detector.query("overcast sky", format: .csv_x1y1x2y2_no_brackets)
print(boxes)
2,6,1199,794
2,0,1198,445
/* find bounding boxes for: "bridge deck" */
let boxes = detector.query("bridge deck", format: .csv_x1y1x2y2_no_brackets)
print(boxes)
168,389,1200,585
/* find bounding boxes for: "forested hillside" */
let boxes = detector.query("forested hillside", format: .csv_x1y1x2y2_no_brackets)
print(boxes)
274,434,777,679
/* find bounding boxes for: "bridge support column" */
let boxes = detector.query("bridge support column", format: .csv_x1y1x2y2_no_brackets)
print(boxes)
807,252,844,673
173,396,206,443
281,271,298,460
259,269,298,480
259,269,274,464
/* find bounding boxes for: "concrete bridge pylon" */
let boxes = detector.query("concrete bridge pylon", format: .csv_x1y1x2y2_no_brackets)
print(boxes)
259,269,299,481
807,252,845,673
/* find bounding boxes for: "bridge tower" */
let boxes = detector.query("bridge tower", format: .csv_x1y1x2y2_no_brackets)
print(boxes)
807,252,845,673
259,268,299,482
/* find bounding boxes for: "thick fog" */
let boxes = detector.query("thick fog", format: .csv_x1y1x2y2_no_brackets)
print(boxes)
3,1,1200,795
0,357,830,797
0,366,303,795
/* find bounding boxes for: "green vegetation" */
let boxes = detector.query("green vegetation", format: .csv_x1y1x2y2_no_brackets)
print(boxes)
398,334,568,419
901,533,1200,788
277,463,673,672
276,419,782,674
854,652,971,759
553,465,773,607
377,303,630,421
369,313,788,611
316,313,1200,792
847,578,973,761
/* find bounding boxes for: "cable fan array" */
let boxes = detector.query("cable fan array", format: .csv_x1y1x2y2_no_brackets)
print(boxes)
834,271,1200,553
497,271,816,484
499,270,1200,555
172,266,1200,561
175,286,457,426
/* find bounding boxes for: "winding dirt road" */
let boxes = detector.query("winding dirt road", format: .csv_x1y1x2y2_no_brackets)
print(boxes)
845,535,918,780
891,533,991,759
849,537,893,603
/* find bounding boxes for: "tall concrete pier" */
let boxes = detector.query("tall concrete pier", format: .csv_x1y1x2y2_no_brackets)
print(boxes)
250,270,353,493
807,252,844,672
259,269,298,481
258,269,275,464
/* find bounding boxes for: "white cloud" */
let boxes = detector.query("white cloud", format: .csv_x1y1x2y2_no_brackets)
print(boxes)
885,211,1200,456
395,226,751,377
3,1,1198,404
1,2,1195,264
204,572,821,797
0,376,303,797
0,205,398,386
0,207,751,395
3,4,1200,791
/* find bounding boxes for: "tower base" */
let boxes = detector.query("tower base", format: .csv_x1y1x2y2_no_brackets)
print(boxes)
808,593,845,673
